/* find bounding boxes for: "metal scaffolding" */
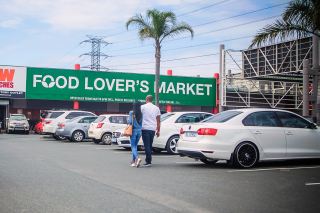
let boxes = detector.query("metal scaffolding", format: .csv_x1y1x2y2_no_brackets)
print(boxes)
220,37,317,116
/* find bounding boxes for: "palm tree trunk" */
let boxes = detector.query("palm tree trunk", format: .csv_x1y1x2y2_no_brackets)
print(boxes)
155,41,161,106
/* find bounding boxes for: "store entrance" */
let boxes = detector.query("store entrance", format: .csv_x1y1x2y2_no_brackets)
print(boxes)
0,105,6,129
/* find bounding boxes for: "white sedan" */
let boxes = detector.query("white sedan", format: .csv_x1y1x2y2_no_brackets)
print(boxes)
177,108,320,168
154,111,213,154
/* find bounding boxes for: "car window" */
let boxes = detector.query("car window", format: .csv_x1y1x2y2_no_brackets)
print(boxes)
176,113,202,123
276,112,311,128
47,112,64,119
66,112,94,119
203,111,242,123
93,116,106,123
79,117,96,124
109,116,127,124
203,113,213,119
160,113,175,122
10,115,27,121
243,111,280,127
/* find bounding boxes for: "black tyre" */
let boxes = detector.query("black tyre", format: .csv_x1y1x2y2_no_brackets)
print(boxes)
93,139,101,144
166,135,179,154
101,133,112,145
200,159,218,165
233,142,259,168
71,130,85,142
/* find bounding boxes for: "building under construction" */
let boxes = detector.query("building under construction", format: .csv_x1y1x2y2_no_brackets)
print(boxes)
219,36,320,123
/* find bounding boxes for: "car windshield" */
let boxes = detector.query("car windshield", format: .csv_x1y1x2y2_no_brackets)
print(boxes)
160,113,175,122
93,116,106,123
47,112,64,119
203,111,242,123
10,115,26,121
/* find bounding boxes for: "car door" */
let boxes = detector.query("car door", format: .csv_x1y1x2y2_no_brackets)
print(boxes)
276,111,320,158
78,117,96,136
243,111,286,159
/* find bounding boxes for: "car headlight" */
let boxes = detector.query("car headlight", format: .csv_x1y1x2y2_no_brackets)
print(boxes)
113,132,121,138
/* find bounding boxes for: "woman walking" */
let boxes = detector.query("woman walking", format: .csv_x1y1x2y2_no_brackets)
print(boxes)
128,101,142,167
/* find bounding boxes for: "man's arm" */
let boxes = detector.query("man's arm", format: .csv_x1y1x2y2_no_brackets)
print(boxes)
156,115,160,137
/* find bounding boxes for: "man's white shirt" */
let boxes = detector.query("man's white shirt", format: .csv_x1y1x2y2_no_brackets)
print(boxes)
141,102,161,131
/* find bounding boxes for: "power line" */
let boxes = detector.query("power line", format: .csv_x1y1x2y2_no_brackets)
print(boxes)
112,35,253,57
110,2,286,49
177,0,231,17
108,53,218,68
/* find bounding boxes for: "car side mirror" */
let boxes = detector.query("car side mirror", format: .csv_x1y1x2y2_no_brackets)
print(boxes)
308,122,317,129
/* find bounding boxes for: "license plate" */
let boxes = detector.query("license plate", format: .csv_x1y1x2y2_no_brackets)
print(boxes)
185,132,197,137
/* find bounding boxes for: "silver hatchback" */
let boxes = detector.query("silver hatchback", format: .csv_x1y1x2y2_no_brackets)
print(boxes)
55,116,97,142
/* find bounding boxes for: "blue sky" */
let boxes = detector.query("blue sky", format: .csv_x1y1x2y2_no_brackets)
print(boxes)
0,0,289,77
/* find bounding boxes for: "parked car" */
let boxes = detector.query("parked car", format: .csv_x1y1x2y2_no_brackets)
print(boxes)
112,128,144,150
177,108,320,168
153,111,213,154
88,114,129,144
42,110,96,140
55,116,98,142
6,114,30,134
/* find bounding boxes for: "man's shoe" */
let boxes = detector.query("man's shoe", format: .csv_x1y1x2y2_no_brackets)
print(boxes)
136,158,142,168
143,163,152,167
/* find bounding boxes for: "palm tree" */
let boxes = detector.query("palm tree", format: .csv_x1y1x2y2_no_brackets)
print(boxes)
250,0,320,47
126,9,194,106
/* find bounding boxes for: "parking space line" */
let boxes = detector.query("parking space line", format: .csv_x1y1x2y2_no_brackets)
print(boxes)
305,183,320,186
228,165,320,173
175,161,202,164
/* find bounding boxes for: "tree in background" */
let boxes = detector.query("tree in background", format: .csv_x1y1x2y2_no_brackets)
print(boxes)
250,0,320,47
126,9,193,106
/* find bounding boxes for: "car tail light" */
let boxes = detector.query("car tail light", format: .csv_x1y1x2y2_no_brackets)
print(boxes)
197,128,217,136
179,128,185,135
58,123,65,128
96,122,104,128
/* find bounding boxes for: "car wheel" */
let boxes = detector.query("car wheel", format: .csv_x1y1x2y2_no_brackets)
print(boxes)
101,133,112,145
233,142,258,168
25,131,29,135
71,130,85,142
200,159,218,165
166,135,179,154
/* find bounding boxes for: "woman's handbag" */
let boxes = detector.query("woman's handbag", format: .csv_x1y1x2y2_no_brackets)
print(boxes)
123,113,134,137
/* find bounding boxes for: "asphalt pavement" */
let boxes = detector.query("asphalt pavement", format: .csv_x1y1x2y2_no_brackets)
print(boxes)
0,134,320,213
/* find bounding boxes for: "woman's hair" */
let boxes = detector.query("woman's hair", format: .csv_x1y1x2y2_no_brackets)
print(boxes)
133,101,142,123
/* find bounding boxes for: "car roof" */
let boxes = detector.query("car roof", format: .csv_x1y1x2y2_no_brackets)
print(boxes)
229,108,292,113
98,114,129,117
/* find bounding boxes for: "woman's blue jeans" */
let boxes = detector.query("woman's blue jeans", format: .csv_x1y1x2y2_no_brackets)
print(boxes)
130,129,141,161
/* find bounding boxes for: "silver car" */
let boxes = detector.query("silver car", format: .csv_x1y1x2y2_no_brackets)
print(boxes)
6,114,30,134
55,116,97,142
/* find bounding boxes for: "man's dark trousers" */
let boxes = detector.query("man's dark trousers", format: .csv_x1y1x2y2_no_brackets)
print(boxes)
142,130,155,164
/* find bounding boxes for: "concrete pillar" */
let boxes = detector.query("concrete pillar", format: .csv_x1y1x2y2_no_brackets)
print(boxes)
303,59,310,117
166,69,172,112
73,64,80,110
219,44,225,112
213,73,219,114
312,35,319,123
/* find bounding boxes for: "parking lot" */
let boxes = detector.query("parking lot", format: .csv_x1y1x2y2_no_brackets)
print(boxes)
1,133,320,213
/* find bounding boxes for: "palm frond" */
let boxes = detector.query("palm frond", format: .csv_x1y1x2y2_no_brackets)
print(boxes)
161,23,194,43
283,0,312,23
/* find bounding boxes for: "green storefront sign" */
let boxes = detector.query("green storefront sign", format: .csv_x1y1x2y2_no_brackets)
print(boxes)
26,67,216,106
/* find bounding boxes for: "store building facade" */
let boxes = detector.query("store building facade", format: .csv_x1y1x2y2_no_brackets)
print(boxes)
0,66,216,129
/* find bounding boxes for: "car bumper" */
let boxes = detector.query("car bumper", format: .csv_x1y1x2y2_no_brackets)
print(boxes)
88,130,103,140
177,147,231,161
43,125,56,134
7,126,29,131
55,129,71,137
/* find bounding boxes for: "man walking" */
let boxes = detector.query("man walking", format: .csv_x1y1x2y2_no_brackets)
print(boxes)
141,95,161,167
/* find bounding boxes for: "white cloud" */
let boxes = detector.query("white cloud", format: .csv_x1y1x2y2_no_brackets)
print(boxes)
0,18,21,28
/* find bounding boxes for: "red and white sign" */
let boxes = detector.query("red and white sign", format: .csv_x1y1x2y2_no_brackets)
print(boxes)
0,66,26,98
